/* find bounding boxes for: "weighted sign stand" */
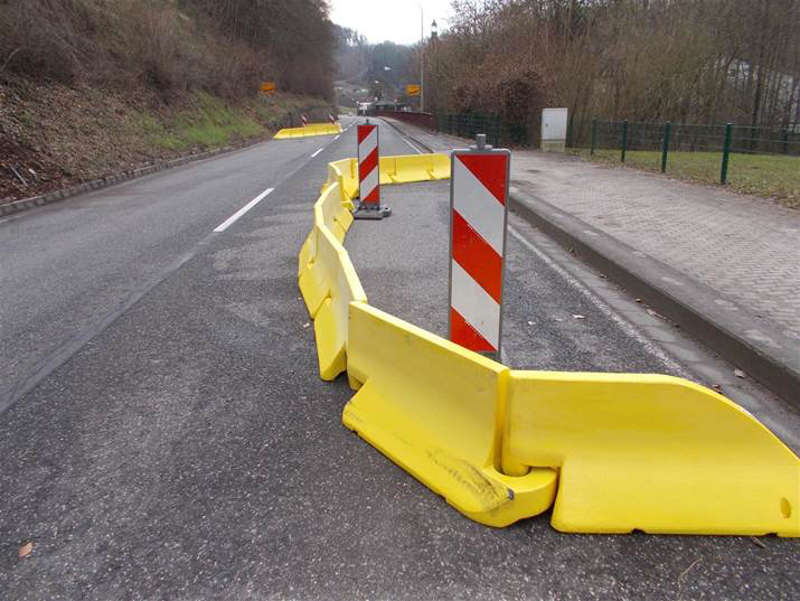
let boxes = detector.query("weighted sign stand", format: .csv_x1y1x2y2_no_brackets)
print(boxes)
448,134,510,361
354,120,391,220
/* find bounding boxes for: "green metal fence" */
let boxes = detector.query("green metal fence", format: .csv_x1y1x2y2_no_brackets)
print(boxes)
434,113,529,147
580,119,800,184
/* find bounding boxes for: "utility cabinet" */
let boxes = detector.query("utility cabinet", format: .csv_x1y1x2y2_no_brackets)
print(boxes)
541,108,568,152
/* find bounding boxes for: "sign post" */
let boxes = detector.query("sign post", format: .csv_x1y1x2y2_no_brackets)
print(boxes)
448,134,510,358
354,120,391,220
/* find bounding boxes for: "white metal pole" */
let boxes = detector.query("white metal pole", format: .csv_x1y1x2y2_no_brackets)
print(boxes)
420,6,424,113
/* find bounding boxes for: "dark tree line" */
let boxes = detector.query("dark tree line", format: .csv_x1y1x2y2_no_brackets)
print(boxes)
421,0,800,136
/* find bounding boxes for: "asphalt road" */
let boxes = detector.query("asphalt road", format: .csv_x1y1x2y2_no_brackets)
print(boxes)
1,117,797,600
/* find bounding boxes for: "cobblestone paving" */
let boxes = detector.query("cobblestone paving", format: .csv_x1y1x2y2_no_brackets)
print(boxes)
509,151,800,341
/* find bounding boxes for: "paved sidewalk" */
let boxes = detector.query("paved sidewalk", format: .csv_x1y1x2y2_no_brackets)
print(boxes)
382,117,800,403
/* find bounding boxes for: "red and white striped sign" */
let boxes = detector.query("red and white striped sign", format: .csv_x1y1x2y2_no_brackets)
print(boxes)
357,124,380,207
449,150,510,354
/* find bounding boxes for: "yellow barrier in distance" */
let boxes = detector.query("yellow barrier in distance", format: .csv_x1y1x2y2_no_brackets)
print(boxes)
275,122,342,139
343,302,558,527
503,372,800,536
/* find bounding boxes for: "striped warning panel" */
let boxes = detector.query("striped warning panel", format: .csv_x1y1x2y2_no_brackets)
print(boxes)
358,124,380,206
449,150,510,354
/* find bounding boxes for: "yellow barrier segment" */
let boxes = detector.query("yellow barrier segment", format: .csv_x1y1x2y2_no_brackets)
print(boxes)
323,155,448,199
322,159,358,210
503,372,800,536
315,182,353,243
298,229,316,278
299,182,356,316
343,302,558,527
299,155,452,380
298,225,367,379
274,122,342,139
379,154,451,184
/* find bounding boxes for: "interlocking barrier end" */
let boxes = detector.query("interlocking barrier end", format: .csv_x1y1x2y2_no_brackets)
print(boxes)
343,302,558,527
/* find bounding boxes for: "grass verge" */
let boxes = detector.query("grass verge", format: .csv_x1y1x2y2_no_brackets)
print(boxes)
569,149,799,208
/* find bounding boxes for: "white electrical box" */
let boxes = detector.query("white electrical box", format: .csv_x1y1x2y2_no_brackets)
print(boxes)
541,108,568,152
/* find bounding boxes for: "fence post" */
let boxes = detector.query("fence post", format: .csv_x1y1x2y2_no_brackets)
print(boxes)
720,123,732,185
661,121,671,173
590,119,597,155
621,120,628,163
783,129,789,155
566,115,574,148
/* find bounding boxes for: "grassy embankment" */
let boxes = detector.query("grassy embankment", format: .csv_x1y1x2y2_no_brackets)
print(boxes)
0,0,335,204
1,77,330,203
570,149,799,208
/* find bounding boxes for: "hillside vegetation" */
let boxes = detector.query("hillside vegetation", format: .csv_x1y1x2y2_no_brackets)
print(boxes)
0,0,335,203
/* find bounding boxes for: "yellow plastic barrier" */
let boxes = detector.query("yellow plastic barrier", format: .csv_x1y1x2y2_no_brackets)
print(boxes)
299,155,452,380
379,154,451,184
322,158,359,209
314,182,353,244
298,228,316,278
343,302,557,527
299,182,355,316
274,122,342,139
502,372,800,536
296,156,800,536
298,224,367,379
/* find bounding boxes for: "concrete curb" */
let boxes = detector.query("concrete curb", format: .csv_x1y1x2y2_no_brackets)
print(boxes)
0,136,270,218
383,117,799,406
508,191,799,406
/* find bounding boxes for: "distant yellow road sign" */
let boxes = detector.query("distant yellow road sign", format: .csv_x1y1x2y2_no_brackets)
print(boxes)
406,84,421,96
260,81,276,94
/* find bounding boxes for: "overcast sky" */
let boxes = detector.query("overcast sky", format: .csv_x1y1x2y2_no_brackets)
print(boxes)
329,0,454,45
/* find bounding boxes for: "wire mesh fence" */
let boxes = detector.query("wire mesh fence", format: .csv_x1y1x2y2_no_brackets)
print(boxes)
394,111,796,201
434,113,529,147
576,119,800,184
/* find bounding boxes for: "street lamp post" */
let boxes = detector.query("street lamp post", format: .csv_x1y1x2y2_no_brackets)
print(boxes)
430,19,438,114
419,5,424,112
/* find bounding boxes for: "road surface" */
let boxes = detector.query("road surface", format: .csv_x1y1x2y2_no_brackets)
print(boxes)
1,117,797,600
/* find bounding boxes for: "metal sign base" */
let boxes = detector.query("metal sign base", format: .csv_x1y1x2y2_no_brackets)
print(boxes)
353,204,392,220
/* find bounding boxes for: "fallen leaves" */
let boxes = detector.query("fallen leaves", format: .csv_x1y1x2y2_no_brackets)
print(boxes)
18,542,33,558
734,369,747,379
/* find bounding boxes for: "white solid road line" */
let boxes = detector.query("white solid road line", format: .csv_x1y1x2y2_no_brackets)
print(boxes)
213,187,274,233
403,137,422,154
311,148,324,158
